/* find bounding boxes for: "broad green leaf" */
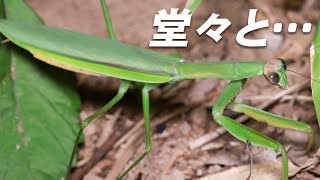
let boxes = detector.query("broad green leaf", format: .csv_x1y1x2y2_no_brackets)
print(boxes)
185,0,202,13
3,0,43,23
311,19,320,127
0,0,81,179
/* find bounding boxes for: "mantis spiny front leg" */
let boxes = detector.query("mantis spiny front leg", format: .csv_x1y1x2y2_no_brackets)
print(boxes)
213,80,288,179
231,103,314,150
212,79,314,180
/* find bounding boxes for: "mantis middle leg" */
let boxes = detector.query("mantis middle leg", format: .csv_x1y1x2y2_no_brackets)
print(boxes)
117,83,158,180
99,2,157,179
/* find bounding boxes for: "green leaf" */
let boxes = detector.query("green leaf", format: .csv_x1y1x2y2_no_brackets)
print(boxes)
311,19,320,127
0,0,81,179
3,0,43,23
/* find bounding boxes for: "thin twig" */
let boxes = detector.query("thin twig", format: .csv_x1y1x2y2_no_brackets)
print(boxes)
114,107,189,148
71,106,189,179
0,39,10,44
76,109,122,167
71,122,132,180
97,109,122,148
109,107,190,178
238,95,312,102
105,143,136,180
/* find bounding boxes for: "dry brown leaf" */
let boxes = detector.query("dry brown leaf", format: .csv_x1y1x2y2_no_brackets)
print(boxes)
83,173,104,180
105,143,136,180
308,164,320,176
96,109,122,147
288,148,320,177
200,141,226,151
207,150,242,166
161,169,185,180
288,149,309,167
199,162,282,180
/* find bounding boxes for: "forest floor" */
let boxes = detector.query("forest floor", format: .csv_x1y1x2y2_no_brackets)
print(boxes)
26,0,320,179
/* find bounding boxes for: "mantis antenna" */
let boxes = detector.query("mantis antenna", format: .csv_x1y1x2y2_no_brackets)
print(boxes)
287,69,320,84
278,44,320,84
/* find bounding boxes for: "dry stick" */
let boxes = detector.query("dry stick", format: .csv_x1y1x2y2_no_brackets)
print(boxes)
188,81,309,150
114,119,146,148
71,106,189,179
108,107,190,178
239,95,313,102
71,123,132,180
114,107,188,148
106,107,190,180
105,143,136,180
280,95,313,102
97,109,122,148
0,39,10,44
71,81,308,178
76,109,121,167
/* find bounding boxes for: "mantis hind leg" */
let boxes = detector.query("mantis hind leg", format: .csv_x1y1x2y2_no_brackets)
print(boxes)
212,80,289,180
66,80,130,179
100,0,116,40
117,84,158,180
231,103,314,150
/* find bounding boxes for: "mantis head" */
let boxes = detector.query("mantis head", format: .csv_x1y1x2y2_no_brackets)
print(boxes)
264,58,288,90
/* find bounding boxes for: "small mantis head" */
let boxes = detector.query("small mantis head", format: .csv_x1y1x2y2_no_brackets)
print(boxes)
264,58,288,90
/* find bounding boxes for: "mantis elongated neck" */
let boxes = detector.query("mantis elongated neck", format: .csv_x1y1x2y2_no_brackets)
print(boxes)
176,61,265,80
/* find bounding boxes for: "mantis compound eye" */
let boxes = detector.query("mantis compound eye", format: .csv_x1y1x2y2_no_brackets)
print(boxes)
268,72,280,84
263,58,288,89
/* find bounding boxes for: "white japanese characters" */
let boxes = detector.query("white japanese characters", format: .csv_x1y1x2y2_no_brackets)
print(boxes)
149,8,312,48
196,13,231,42
236,9,269,47
149,8,191,47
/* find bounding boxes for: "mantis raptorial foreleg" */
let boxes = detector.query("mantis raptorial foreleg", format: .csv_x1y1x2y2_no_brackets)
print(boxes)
217,115,289,179
66,80,130,179
117,84,159,180
212,80,289,180
231,103,315,150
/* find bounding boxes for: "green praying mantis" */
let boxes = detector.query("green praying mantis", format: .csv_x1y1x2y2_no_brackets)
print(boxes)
0,0,318,180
